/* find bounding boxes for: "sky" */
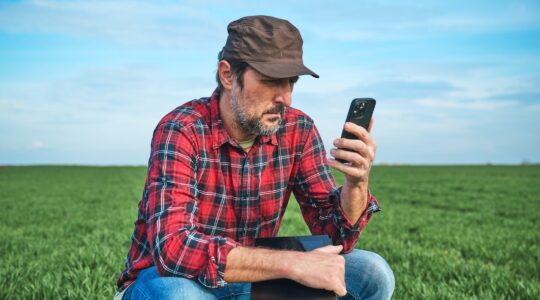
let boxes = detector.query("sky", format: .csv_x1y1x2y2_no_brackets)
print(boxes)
1,0,539,165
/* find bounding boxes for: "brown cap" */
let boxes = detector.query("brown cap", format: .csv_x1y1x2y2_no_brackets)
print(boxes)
221,15,319,79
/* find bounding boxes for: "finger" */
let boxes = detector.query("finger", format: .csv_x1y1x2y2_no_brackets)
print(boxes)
329,149,370,168
330,147,358,162
335,263,347,296
334,286,347,297
344,122,369,140
343,122,376,147
333,139,371,159
336,286,347,297
328,158,369,180
313,244,343,254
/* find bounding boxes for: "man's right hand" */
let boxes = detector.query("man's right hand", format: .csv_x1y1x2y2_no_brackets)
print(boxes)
287,245,347,296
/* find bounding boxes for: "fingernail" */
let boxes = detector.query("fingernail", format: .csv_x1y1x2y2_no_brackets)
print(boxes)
333,139,339,146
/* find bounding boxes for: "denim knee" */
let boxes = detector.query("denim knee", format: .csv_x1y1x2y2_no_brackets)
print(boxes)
123,267,216,300
343,249,395,300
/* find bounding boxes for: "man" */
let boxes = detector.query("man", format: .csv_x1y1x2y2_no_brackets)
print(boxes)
116,15,394,300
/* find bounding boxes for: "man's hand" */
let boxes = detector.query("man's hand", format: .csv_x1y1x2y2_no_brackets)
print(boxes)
328,119,377,223
288,245,347,297
328,119,376,185
225,245,347,297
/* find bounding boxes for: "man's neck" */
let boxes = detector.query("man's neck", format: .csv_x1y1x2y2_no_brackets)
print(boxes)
218,91,256,142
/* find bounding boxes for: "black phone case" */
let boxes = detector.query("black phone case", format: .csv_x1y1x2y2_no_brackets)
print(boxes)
337,98,376,164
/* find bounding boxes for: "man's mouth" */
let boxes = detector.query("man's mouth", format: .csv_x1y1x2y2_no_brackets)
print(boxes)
264,114,281,124
263,104,285,118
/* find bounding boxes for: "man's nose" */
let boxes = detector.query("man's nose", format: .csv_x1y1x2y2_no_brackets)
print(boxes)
274,81,293,106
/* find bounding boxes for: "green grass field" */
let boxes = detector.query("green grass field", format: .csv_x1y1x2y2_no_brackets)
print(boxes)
1,165,539,299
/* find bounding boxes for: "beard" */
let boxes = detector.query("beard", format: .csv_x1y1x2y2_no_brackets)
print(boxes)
230,89,285,136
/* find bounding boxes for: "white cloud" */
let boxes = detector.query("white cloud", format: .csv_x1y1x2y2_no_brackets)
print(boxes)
3,1,538,47
527,104,540,112
30,141,47,149
1,65,212,122
415,98,518,110
0,0,224,48
294,65,540,164
0,64,216,163
429,2,540,31
0,99,26,111
300,1,540,42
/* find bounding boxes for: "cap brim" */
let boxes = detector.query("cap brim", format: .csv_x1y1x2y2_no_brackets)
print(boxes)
248,61,319,79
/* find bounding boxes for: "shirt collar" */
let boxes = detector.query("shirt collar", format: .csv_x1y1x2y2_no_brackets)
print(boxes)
209,88,278,150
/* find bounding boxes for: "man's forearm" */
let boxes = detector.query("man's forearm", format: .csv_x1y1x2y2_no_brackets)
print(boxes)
340,180,369,224
224,246,297,282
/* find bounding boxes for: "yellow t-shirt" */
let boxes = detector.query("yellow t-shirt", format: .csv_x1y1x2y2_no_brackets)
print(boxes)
238,137,256,153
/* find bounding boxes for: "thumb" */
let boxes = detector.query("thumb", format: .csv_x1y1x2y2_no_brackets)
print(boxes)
313,244,343,254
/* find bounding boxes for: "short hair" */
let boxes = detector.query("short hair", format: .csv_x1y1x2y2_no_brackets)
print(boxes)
216,50,249,92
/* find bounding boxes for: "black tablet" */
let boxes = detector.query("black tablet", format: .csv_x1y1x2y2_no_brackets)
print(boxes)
251,235,337,300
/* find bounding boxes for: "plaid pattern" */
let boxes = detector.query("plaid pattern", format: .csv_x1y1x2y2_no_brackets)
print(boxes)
117,89,380,291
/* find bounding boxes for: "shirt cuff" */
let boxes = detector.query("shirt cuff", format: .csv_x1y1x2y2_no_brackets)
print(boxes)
197,237,240,288
335,188,381,231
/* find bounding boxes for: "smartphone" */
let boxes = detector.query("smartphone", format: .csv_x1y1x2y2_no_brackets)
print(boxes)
336,98,376,164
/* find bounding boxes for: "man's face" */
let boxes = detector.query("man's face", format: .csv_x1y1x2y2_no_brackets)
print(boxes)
230,67,298,137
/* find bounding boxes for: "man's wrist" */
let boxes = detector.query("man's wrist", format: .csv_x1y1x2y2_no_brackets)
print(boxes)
340,180,369,223
225,246,303,282
281,250,303,281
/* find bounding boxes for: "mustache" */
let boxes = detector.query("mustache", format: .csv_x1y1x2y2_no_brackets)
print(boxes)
264,104,286,115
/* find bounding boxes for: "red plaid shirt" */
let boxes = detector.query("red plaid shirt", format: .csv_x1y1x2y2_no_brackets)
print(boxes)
117,89,380,291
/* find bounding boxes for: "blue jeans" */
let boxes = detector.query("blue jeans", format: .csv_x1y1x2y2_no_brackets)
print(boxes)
123,249,394,300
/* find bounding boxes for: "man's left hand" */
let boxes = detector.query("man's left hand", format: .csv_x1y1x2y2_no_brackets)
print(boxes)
328,119,377,186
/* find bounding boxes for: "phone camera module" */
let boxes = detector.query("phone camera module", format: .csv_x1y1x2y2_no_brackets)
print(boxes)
353,102,366,118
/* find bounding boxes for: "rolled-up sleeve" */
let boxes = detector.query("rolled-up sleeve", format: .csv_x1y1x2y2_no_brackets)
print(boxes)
292,123,380,252
146,120,239,288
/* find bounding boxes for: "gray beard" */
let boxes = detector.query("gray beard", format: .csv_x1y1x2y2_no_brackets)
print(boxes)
230,93,285,136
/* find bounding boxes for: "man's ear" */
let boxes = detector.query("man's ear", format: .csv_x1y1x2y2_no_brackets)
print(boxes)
218,60,234,91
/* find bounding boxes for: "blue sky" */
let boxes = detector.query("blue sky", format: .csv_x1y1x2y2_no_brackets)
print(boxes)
1,0,539,165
